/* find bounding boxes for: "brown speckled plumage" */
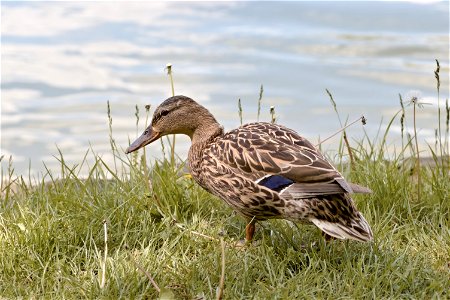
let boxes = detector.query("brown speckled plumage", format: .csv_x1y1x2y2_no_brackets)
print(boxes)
126,95,373,242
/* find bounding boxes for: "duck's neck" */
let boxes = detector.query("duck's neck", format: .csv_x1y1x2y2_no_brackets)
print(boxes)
191,119,223,145
188,116,223,173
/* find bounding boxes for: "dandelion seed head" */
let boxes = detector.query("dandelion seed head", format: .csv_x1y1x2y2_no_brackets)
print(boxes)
406,90,422,104
165,63,173,74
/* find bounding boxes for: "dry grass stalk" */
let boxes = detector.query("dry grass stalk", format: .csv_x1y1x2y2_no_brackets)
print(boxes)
132,259,161,293
315,116,366,147
166,63,176,166
100,220,108,289
216,238,226,300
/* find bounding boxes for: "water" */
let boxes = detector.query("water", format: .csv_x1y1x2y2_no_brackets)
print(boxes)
1,1,449,177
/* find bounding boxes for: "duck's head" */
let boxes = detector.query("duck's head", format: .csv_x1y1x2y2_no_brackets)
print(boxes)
126,95,221,154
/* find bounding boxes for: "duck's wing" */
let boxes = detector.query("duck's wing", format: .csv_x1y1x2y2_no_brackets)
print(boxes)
211,122,370,196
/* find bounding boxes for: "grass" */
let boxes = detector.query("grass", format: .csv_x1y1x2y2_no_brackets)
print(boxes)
1,65,449,298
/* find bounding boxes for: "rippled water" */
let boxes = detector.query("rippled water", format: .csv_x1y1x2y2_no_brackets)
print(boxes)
1,1,449,176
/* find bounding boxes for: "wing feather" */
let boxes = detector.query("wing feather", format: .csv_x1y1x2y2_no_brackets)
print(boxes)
208,122,369,195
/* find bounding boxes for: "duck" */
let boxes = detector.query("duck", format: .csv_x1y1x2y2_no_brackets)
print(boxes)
126,95,373,242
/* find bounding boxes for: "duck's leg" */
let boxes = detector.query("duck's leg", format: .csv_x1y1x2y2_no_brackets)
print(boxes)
234,219,257,248
321,231,337,241
245,219,256,242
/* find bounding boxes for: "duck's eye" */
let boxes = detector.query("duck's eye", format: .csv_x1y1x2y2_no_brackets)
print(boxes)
160,110,170,117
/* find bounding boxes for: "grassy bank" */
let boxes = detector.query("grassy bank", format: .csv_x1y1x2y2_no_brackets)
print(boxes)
1,115,449,299
1,65,449,298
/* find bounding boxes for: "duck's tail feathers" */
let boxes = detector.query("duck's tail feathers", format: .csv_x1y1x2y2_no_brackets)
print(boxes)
311,212,373,242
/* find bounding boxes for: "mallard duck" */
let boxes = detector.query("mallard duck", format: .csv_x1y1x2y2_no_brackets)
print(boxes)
126,95,373,242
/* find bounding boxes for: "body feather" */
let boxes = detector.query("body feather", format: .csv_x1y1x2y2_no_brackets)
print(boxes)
191,122,373,241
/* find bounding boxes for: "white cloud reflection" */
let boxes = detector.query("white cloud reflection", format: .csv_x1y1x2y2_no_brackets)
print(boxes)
1,1,448,176
1,2,236,37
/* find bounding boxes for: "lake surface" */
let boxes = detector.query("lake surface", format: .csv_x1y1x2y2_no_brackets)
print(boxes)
1,1,449,177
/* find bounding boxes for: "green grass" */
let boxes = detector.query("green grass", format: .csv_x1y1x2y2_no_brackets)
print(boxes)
1,148,449,299
1,65,449,298
1,119,449,299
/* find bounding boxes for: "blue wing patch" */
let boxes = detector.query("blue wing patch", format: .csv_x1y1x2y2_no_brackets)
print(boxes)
257,175,294,192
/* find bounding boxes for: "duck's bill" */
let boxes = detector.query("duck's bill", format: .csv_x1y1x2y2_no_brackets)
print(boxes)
126,128,161,154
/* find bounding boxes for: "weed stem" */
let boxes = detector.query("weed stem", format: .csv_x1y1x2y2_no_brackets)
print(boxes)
166,63,176,166
217,238,226,300
100,220,108,289
316,116,365,147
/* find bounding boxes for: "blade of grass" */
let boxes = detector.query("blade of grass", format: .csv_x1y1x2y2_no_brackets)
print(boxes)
326,89,354,168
